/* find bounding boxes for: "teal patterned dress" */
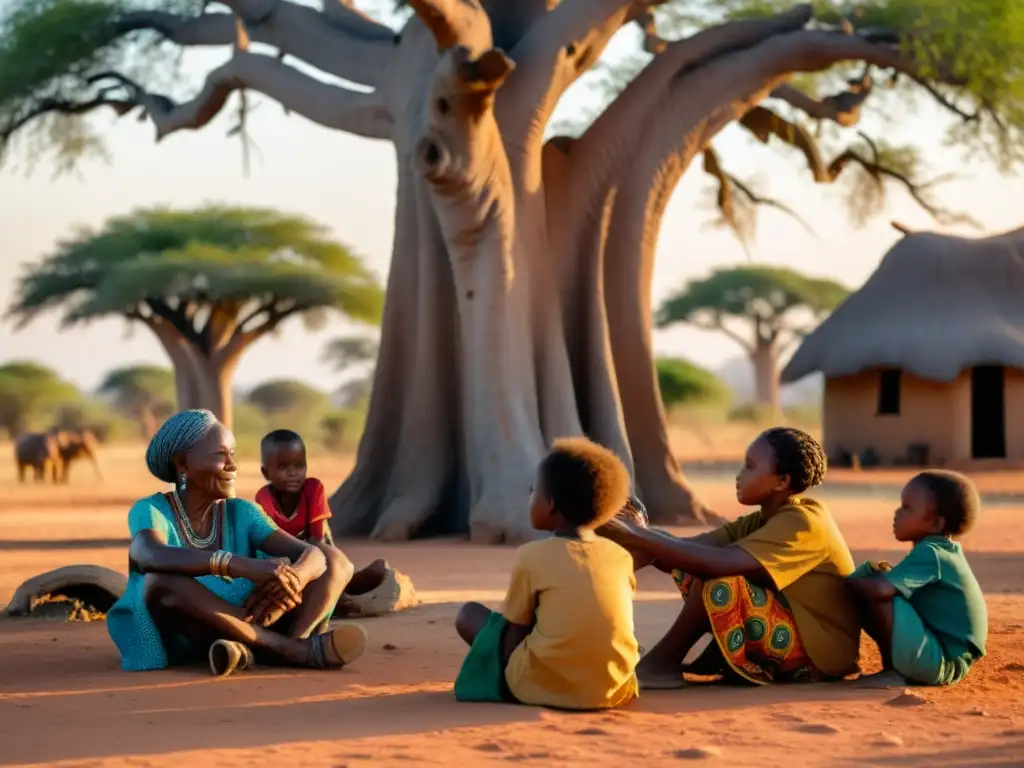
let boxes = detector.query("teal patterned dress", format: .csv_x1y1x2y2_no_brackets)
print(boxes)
106,493,278,671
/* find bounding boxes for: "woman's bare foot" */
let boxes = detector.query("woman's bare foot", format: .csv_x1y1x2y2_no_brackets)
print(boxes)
307,623,368,669
854,669,908,689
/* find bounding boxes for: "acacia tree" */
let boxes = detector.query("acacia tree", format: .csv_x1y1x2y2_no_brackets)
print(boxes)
1,0,1021,541
247,379,332,416
0,361,81,437
6,206,383,429
658,265,847,414
97,364,176,438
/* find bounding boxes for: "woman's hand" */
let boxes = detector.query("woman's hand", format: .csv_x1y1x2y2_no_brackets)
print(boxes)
232,557,305,624
596,516,637,544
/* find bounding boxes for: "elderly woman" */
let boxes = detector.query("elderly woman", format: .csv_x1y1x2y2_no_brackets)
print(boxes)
106,409,367,675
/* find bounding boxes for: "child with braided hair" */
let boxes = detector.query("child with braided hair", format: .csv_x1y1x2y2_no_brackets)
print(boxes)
600,427,860,689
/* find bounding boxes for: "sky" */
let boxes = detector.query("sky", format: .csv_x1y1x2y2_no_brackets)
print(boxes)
2,24,1022,397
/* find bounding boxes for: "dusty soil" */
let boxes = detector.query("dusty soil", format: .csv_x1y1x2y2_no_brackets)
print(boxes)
1,447,1022,767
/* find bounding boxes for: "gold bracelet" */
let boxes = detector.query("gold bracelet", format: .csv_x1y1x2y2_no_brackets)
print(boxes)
220,551,233,581
209,550,221,577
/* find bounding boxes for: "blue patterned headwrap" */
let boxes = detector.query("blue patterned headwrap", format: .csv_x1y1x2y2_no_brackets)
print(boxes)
145,409,220,484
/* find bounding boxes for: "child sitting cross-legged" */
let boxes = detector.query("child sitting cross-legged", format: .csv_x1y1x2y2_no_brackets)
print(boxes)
848,470,988,687
453,438,640,710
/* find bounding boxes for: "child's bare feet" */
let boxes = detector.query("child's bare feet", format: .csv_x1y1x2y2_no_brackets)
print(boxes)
854,669,908,689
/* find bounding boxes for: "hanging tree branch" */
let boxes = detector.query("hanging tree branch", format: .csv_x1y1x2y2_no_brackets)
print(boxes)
738,106,981,227
700,146,813,252
117,2,395,86
83,50,394,142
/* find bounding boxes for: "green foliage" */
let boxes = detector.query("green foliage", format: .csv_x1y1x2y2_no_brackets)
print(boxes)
52,397,134,442
0,0,208,170
320,407,367,453
0,360,82,436
231,399,270,455
322,335,379,372
655,357,732,410
6,205,384,337
246,379,332,417
657,264,850,340
727,402,778,424
97,364,175,419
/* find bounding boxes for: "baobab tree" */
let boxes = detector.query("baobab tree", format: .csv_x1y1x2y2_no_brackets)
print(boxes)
1,0,1021,541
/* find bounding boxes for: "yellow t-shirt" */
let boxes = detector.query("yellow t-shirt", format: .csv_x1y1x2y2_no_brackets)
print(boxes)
708,497,859,677
502,536,640,710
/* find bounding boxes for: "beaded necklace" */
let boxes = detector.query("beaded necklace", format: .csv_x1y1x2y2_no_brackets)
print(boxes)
168,490,222,549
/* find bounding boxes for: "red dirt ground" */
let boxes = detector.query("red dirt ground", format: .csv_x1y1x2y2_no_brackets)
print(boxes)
0,451,1022,767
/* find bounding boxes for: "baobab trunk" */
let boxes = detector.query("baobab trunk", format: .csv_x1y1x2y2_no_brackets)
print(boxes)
751,343,781,416
311,0,927,541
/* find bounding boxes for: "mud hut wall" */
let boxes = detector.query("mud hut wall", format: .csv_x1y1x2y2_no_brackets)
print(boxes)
822,370,969,465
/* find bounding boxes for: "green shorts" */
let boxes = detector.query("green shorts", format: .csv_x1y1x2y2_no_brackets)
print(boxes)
453,610,518,703
891,597,971,686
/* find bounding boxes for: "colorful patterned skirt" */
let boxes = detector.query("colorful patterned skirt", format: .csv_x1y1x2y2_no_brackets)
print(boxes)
672,571,820,685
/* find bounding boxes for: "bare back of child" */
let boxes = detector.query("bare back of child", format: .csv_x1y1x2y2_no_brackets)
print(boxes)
453,438,640,710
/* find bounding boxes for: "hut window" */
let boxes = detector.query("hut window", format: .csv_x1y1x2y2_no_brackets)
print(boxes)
877,369,901,415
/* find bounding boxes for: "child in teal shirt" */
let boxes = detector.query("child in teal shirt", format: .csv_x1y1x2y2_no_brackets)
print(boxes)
848,470,988,687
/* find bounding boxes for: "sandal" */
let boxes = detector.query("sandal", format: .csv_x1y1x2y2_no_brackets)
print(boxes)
309,623,369,669
209,639,255,677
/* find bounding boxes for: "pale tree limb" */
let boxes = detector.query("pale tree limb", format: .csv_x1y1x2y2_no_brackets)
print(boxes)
407,0,493,53
768,70,873,128
322,0,401,43
571,5,815,205
118,3,395,87
498,0,660,172
482,0,557,50
87,50,393,141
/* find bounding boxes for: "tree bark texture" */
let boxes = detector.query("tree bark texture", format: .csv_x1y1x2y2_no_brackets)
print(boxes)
751,341,781,416
93,0,936,541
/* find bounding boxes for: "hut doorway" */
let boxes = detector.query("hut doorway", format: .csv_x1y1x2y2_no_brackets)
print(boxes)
971,365,1006,459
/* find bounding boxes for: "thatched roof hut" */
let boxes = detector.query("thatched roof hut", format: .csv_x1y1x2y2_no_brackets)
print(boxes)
782,226,1024,384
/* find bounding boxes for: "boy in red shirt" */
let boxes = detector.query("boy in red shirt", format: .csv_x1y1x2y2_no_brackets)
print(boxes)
255,429,416,621
255,429,332,543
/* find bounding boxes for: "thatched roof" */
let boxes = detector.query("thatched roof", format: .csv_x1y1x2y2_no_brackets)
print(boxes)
782,226,1024,383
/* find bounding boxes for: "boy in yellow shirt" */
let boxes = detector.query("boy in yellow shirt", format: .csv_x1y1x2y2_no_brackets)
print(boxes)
453,438,640,709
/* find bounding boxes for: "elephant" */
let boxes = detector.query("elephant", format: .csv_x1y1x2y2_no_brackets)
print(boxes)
14,431,62,483
15,429,102,484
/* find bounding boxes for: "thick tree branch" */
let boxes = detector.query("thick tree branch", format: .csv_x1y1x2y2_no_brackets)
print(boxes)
499,0,649,148
116,3,394,88
89,51,393,141
221,302,305,360
573,5,815,192
408,0,492,53
144,299,203,350
769,71,873,128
